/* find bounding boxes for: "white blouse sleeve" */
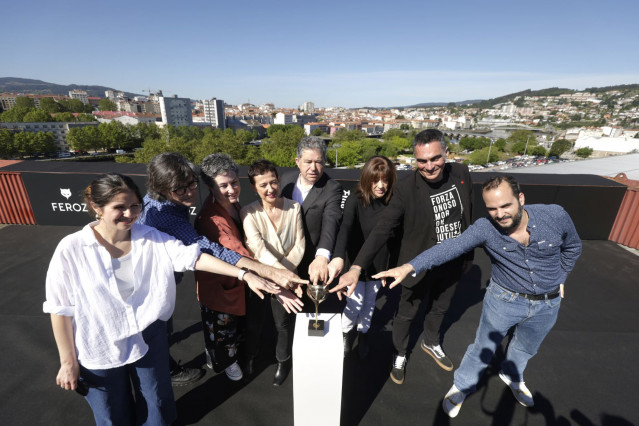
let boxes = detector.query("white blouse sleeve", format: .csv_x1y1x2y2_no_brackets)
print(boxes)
241,205,279,266
43,237,76,316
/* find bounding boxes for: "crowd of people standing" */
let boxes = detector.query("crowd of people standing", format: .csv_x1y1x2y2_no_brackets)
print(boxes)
44,129,581,424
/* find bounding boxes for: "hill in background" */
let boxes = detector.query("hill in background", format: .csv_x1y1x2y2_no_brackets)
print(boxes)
0,77,141,99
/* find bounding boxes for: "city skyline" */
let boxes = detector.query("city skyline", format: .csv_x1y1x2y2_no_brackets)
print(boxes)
3,0,639,108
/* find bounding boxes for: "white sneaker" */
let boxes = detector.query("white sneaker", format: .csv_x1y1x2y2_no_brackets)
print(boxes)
442,384,466,418
225,361,243,381
499,372,534,407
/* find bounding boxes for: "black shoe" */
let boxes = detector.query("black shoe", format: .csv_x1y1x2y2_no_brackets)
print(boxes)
171,364,205,386
343,330,355,357
390,354,406,385
358,332,370,360
273,358,291,386
420,340,454,371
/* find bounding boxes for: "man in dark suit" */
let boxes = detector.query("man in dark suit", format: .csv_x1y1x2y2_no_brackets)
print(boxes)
280,136,343,286
331,129,474,384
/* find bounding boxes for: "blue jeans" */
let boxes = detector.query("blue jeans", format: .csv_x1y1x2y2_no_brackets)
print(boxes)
81,320,177,426
454,281,561,394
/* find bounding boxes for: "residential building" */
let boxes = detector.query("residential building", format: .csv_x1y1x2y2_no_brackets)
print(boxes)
69,90,89,105
274,112,294,125
300,101,315,113
203,98,226,129
159,95,193,127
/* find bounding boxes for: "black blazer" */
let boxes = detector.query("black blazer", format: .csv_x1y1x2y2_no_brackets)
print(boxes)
353,162,474,288
280,171,343,279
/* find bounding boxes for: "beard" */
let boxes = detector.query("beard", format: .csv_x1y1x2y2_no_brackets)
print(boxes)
496,202,524,233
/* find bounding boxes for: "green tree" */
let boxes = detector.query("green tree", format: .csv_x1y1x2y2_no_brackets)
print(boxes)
55,112,76,122
71,126,103,152
39,98,62,114
530,146,547,157
360,139,381,162
0,106,32,122
23,109,54,122
311,128,323,136
332,128,367,144
33,131,56,154
99,121,133,150
131,136,167,164
327,140,362,168
131,122,161,143
548,139,572,157
0,129,15,158
267,124,301,137
76,113,96,122
261,125,305,167
511,141,527,155
386,135,412,153
242,145,262,166
575,147,593,158
14,131,36,157
399,123,410,130
377,142,398,160
494,138,507,152
507,130,536,145
58,99,88,113
98,98,118,111
14,96,35,109
469,147,498,165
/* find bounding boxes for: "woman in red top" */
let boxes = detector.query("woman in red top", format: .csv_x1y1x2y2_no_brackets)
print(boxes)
196,154,302,381
195,154,250,381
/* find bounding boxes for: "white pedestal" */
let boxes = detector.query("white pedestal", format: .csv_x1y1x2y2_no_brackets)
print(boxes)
292,312,343,426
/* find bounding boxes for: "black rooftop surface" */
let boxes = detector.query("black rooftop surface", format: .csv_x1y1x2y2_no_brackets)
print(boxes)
1,224,637,425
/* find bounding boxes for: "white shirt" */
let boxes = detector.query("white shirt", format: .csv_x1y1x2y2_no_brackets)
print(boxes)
43,222,201,369
112,252,134,300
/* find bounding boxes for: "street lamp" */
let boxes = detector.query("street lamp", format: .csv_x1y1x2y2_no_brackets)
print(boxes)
523,135,530,157
334,144,341,168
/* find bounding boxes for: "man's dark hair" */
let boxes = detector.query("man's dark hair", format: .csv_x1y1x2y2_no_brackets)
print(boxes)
146,152,199,201
413,129,446,151
482,175,521,197
248,159,279,185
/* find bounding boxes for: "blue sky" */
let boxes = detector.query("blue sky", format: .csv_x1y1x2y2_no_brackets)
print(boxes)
3,0,638,108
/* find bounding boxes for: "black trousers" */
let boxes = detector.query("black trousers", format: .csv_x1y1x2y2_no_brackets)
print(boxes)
244,292,294,363
392,260,463,356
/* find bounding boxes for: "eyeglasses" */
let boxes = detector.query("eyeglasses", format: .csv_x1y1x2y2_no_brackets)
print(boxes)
172,181,198,196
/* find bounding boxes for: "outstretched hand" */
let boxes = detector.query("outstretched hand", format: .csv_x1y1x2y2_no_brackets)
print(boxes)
326,257,344,285
266,267,309,290
244,273,281,299
276,288,305,314
371,264,415,289
329,268,359,300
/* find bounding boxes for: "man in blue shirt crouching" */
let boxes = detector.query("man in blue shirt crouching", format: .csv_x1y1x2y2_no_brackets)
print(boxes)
372,175,582,418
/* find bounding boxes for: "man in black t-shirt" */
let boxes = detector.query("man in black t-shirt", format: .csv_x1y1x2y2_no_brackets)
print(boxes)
331,129,474,384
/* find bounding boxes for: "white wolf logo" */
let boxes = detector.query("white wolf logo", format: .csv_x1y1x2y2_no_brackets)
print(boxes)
60,188,72,199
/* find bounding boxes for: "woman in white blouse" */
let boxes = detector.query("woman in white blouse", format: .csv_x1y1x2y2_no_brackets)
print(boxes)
241,159,305,386
44,173,278,426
